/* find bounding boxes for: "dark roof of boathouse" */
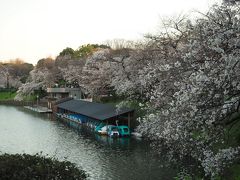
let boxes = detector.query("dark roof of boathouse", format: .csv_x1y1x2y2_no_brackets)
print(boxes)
56,99,134,121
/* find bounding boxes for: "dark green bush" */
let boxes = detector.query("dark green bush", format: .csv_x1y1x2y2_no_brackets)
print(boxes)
0,153,87,180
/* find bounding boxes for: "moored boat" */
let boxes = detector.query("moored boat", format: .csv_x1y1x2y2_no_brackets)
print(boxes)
117,125,130,137
95,124,131,138
107,125,120,137
97,125,108,135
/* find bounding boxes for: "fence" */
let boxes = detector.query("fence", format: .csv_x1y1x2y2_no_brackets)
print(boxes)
0,100,47,107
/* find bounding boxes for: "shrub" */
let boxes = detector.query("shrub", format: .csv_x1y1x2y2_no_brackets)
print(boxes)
0,153,87,180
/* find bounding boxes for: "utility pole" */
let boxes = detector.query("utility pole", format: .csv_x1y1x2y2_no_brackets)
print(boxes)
37,95,39,107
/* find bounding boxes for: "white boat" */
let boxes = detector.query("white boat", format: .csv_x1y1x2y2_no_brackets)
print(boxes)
97,125,108,135
107,125,120,137
131,132,143,139
97,125,119,137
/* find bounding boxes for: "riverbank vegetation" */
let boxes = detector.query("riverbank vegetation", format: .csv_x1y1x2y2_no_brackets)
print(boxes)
2,2,240,179
0,153,87,180
0,88,39,101
0,91,16,100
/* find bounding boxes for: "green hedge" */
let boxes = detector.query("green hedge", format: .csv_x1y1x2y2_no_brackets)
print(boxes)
0,153,87,180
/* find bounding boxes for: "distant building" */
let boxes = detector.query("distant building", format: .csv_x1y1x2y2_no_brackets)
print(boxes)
47,87,84,109
47,87,83,99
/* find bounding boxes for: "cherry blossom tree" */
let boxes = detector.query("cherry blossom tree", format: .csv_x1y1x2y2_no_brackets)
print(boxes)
0,63,24,88
132,4,240,177
15,58,60,100
80,47,148,100
80,49,112,98
59,58,86,87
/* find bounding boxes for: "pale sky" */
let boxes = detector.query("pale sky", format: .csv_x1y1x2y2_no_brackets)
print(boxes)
0,0,219,64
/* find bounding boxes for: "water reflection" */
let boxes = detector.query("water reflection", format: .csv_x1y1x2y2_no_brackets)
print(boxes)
94,134,129,146
0,105,177,180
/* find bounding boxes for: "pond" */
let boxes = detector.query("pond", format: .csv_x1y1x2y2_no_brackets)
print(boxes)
0,105,178,180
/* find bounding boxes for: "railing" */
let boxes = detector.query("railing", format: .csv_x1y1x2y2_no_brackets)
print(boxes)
47,88,81,93
0,100,47,107
47,88,69,93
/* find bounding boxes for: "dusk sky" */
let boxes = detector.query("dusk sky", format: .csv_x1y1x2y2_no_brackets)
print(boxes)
0,0,219,64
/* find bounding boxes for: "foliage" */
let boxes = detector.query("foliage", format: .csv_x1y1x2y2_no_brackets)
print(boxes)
0,60,33,88
58,44,110,60
116,100,149,119
80,49,112,97
76,47,146,99
36,57,55,70
22,94,37,101
7,60,33,82
0,153,87,180
16,44,110,98
15,57,61,100
105,39,135,49
59,58,86,88
74,44,99,58
133,4,240,178
59,47,75,57
174,170,194,180
225,163,240,179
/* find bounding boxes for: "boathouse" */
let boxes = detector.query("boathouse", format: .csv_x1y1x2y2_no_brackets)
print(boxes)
56,99,134,129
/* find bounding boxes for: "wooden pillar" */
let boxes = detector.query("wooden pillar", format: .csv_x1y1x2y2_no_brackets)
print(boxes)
128,113,130,128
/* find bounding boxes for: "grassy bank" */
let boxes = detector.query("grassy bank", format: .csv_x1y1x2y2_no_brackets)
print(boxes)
0,91,16,100
23,94,37,101
0,90,38,102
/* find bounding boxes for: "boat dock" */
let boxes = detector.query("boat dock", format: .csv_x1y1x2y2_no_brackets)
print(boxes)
24,106,52,113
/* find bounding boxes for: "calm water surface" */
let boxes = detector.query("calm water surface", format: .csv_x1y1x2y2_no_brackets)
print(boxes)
0,105,177,180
